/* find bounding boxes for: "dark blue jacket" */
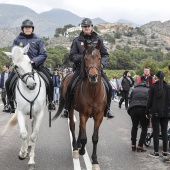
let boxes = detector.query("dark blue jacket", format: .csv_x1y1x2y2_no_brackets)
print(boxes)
69,31,109,69
52,74,61,88
13,32,47,68
0,71,12,89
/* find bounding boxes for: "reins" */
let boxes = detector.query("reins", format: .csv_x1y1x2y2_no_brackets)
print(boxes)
81,80,106,117
16,70,41,119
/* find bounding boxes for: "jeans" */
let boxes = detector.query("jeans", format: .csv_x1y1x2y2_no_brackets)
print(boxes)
152,117,169,152
130,107,149,147
112,89,116,100
53,87,60,101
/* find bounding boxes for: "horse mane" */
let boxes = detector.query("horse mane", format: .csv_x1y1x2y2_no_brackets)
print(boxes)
81,50,86,80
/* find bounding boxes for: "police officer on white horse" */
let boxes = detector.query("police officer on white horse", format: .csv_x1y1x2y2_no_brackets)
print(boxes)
5,19,55,111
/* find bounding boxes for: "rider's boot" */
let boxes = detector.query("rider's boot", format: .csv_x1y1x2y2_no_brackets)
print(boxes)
61,92,73,118
104,89,114,119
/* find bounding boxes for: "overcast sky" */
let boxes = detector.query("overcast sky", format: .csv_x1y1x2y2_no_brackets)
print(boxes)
1,0,170,24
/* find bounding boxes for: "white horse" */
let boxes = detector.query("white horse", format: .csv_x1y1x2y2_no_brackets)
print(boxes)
2,44,46,170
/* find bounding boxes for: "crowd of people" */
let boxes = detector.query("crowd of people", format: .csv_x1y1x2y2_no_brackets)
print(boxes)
1,17,170,161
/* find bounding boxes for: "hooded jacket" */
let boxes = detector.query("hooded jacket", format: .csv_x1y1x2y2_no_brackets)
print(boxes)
145,81,170,118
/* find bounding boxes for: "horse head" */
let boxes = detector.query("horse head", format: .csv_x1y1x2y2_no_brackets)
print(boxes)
3,44,36,90
83,40,101,84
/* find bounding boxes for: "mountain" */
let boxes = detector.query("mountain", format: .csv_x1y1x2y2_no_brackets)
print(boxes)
39,9,107,27
39,9,82,27
0,4,107,37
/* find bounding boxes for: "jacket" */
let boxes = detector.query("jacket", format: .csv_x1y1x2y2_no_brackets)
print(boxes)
119,76,132,91
145,81,170,118
69,31,109,69
13,32,47,68
0,71,12,89
52,74,61,88
127,82,149,114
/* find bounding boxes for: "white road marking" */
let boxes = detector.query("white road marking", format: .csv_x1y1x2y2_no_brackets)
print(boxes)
68,118,81,170
68,115,92,170
83,148,92,170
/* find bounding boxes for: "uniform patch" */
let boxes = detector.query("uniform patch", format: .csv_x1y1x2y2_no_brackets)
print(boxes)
19,42,23,47
81,42,84,46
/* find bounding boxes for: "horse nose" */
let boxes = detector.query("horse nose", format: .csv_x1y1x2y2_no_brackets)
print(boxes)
89,74,98,83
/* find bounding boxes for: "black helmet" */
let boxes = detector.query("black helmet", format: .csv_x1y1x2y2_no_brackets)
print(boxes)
21,19,34,30
81,18,93,27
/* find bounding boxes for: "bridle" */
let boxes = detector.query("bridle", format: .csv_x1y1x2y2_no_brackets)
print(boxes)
14,65,36,88
84,49,101,76
13,64,41,119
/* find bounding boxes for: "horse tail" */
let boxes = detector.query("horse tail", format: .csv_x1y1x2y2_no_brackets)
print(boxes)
52,89,65,120
2,112,18,135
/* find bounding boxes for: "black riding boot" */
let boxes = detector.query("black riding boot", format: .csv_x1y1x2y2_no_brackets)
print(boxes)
104,90,114,119
61,92,74,118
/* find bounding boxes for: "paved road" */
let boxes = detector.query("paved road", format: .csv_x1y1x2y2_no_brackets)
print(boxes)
0,101,170,170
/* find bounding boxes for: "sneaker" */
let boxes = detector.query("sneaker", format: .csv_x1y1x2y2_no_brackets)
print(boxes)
161,152,168,158
149,151,159,158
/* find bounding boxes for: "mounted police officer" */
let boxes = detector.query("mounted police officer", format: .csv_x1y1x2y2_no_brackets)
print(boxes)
61,18,114,119
5,19,55,112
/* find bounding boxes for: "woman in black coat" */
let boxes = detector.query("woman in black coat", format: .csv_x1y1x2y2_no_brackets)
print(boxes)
145,71,170,158
128,82,149,152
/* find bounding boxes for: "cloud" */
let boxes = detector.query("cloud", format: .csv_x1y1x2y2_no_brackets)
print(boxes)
1,0,170,24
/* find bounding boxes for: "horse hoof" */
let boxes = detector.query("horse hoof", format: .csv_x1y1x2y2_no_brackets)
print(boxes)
27,164,35,170
18,155,26,160
92,164,100,170
79,149,85,155
73,150,79,159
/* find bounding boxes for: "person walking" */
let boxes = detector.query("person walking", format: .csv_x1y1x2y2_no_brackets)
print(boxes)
119,71,132,109
52,69,61,105
145,71,170,158
127,81,149,152
109,76,117,101
0,64,11,112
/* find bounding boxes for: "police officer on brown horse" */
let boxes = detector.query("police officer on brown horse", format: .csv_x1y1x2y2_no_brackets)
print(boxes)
61,18,114,119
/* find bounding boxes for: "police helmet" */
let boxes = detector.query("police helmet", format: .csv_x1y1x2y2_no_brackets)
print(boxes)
81,18,93,27
21,19,34,31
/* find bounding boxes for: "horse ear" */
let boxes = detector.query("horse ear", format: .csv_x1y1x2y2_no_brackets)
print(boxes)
23,43,30,53
96,40,101,50
84,40,88,51
2,51,12,59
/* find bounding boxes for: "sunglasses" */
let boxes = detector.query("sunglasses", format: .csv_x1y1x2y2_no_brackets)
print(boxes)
83,25,90,28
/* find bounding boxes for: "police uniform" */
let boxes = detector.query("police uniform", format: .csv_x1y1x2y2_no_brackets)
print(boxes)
62,31,113,118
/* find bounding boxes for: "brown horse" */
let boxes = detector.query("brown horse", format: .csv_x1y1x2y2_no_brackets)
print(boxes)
53,40,107,170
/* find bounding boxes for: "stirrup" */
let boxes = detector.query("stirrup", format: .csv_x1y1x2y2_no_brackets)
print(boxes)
61,109,69,118
48,102,56,111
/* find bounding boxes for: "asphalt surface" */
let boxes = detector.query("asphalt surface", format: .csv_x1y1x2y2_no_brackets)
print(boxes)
0,100,170,170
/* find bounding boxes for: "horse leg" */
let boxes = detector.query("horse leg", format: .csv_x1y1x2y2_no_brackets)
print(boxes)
79,115,88,156
69,108,79,158
77,126,82,149
27,110,44,170
17,110,28,160
91,116,103,170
